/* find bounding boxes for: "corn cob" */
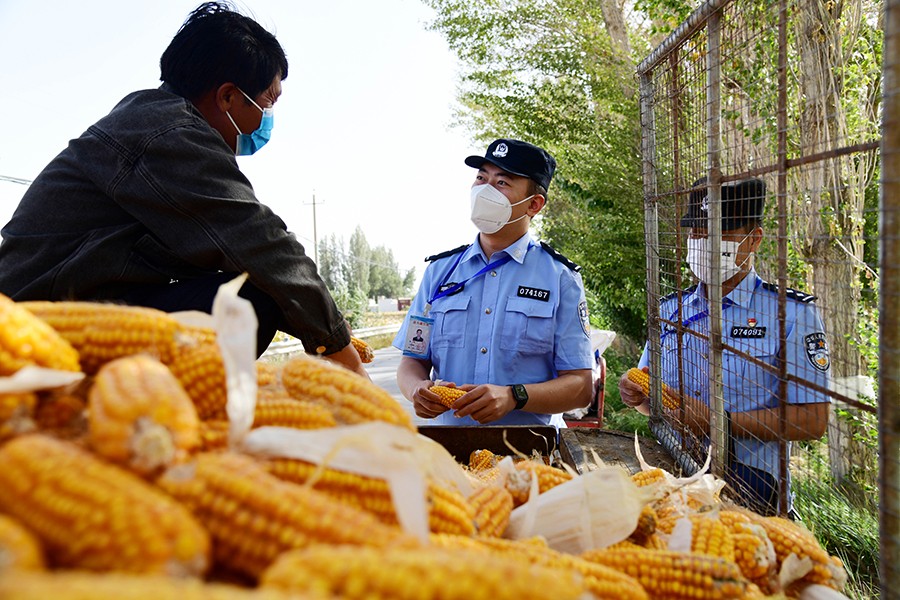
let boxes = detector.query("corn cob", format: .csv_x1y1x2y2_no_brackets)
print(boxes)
261,545,589,600
431,384,465,408
0,571,327,600
253,397,337,430
0,434,209,575
468,448,498,471
166,342,228,420
468,485,513,537
744,513,847,590
505,459,573,506
156,451,418,580
688,514,736,563
198,419,231,451
20,301,180,374
581,547,748,599
350,336,375,363
88,355,200,476
627,504,658,546
631,467,668,487
0,513,45,572
281,353,413,430
0,294,81,375
731,524,778,590
625,367,681,409
0,392,37,439
266,457,475,536
429,534,649,600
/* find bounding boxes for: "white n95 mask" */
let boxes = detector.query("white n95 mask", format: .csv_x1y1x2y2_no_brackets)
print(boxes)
686,234,751,284
470,184,532,234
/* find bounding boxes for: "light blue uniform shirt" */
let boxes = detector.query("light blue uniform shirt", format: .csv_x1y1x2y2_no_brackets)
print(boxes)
639,268,831,478
393,232,592,427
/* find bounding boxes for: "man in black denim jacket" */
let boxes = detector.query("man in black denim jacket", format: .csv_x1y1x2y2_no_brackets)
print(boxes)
0,3,365,374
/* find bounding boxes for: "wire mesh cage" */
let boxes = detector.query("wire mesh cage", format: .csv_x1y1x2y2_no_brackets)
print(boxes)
637,0,895,594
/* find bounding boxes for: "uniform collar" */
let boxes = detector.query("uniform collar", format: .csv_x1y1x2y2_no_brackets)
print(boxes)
687,268,759,309
468,232,534,265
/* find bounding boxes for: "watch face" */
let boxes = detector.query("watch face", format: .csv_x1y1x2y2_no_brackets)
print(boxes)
512,384,528,408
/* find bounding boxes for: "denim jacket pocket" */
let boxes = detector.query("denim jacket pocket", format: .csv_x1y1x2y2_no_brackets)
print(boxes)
430,295,470,349
500,296,555,353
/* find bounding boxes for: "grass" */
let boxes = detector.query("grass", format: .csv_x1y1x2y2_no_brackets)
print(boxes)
793,475,881,599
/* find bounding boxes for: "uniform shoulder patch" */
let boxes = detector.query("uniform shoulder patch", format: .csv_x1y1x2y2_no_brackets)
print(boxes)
539,241,581,272
425,244,470,263
661,285,698,303
760,281,816,303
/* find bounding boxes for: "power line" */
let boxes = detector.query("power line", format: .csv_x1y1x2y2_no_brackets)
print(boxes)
0,175,33,186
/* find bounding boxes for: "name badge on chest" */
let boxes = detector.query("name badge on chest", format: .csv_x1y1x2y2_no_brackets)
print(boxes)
730,326,767,338
402,315,434,358
517,286,550,301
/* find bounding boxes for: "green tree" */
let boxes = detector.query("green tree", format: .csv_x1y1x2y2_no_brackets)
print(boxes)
348,226,372,298
368,246,405,299
316,233,346,292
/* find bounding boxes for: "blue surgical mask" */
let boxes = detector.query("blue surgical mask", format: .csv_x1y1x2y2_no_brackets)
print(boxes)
225,89,274,156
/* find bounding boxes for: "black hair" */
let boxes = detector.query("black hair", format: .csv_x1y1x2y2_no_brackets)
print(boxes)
160,2,288,101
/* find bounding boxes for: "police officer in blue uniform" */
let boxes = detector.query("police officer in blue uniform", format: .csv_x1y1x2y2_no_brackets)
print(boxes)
618,178,830,515
393,139,593,428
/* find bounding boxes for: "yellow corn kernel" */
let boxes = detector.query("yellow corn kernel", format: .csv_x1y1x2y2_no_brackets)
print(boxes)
745,513,847,590
281,353,413,430
431,385,465,408
266,457,474,536
505,459,573,506
198,419,230,451
0,294,81,375
0,513,45,572
32,386,88,440
428,534,649,600
0,392,37,440
88,355,200,476
731,523,778,590
625,367,680,409
20,301,179,374
253,397,337,430
627,504,658,546
631,467,667,487
256,361,282,389
468,486,513,538
0,434,209,575
261,545,589,600
166,342,228,421
582,547,748,599
156,451,418,580
0,571,323,600
350,336,375,363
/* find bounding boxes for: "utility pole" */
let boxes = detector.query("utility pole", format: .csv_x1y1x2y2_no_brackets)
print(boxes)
304,190,321,263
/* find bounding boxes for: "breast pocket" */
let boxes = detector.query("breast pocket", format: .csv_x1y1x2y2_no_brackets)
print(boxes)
430,295,470,349
724,336,779,411
500,296,555,353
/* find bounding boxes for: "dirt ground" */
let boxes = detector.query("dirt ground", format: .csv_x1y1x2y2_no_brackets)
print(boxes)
561,428,678,476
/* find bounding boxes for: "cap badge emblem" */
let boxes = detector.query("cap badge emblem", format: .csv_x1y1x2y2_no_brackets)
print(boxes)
747,318,757,326
492,143,509,158
700,195,709,213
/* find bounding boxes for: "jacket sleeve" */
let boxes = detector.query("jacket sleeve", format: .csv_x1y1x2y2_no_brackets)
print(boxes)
107,117,348,354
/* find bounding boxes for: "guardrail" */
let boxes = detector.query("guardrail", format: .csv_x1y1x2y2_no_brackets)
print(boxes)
261,323,401,358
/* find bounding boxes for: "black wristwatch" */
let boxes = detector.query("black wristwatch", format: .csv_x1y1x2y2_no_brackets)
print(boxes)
510,384,529,410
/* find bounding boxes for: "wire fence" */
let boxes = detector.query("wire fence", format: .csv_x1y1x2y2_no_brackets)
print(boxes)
637,0,895,594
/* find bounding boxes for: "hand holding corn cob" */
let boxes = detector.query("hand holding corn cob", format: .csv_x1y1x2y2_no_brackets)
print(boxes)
623,367,682,409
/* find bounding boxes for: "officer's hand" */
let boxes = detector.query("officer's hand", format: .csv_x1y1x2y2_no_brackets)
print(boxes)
682,394,710,438
411,380,451,419
618,366,649,411
451,384,513,424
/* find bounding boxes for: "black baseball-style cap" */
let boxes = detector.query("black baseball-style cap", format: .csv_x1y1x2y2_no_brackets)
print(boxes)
681,177,766,231
465,139,557,190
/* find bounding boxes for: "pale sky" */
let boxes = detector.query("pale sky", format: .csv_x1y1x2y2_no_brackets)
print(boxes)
0,0,479,286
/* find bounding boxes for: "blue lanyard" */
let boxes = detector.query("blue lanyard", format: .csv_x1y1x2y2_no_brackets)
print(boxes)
660,278,760,340
427,252,514,307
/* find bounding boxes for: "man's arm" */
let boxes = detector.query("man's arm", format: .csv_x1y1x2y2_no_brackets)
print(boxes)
452,369,592,424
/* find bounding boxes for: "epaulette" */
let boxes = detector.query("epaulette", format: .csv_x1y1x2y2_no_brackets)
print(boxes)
661,285,698,302
540,241,581,272
761,281,816,303
425,244,470,263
